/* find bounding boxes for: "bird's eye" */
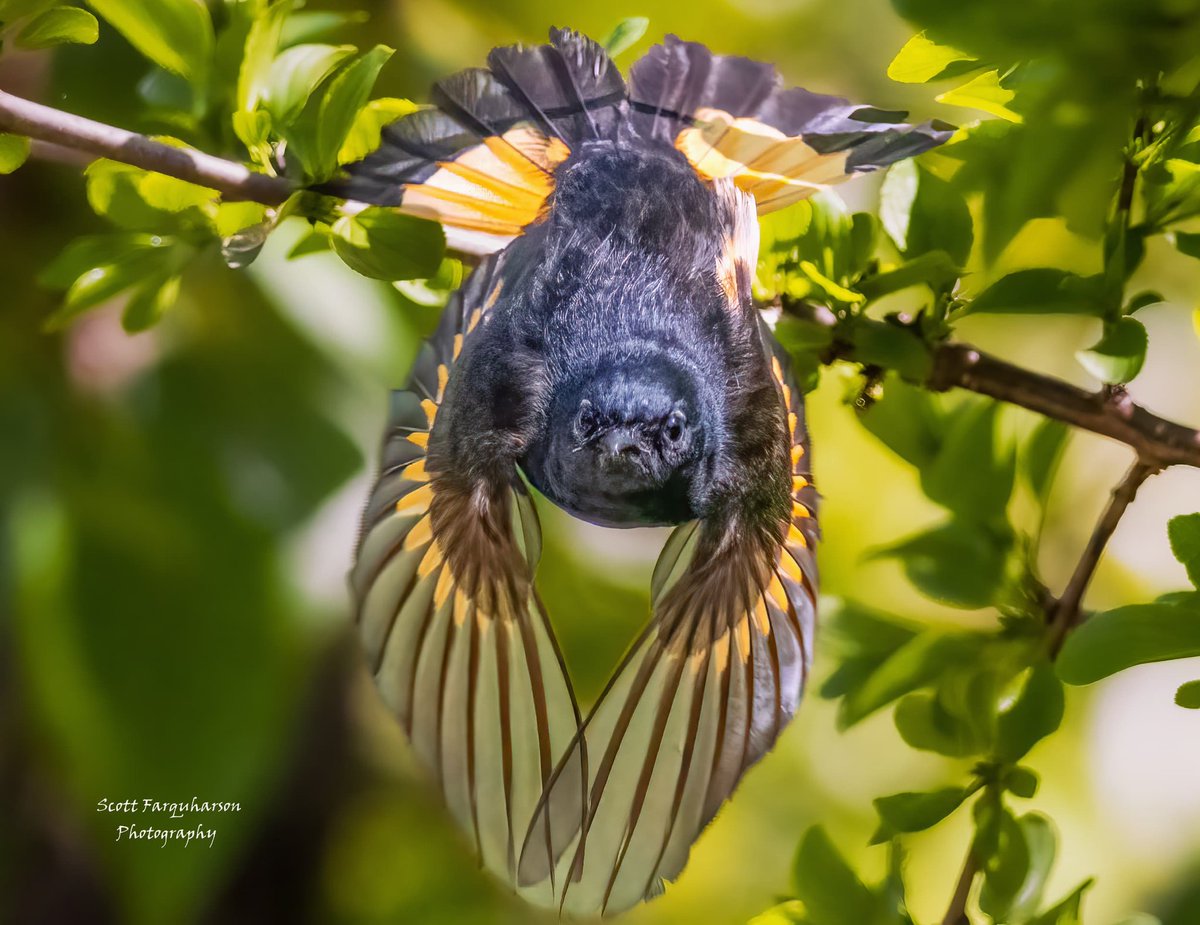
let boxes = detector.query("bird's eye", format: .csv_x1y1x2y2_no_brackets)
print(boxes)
575,399,597,437
664,410,686,443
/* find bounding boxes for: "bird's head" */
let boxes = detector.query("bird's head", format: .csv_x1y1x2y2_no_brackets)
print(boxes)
523,355,711,526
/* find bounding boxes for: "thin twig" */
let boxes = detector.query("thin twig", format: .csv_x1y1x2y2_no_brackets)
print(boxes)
1046,460,1158,656
941,851,979,925
0,89,291,205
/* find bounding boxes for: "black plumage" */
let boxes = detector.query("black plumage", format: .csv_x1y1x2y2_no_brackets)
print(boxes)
341,27,943,916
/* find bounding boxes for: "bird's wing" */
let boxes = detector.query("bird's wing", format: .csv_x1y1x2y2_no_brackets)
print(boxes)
629,34,953,212
328,28,625,255
350,258,582,904
518,335,819,916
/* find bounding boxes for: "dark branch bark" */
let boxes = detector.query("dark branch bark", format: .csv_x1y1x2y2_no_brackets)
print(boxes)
0,90,292,205
1047,460,1158,655
941,850,979,925
927,345,1200,468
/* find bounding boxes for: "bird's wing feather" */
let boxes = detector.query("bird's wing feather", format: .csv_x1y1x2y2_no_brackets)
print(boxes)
630,34,953,212
329,28,625,253
350,258,583,903
517,336,819,916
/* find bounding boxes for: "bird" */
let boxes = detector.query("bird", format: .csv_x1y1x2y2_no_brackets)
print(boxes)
339,28,949,917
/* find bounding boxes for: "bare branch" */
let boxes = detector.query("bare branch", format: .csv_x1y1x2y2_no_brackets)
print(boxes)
927,346,1200,469
941,850,979,925
0,89,291,205
1047,460,1159,655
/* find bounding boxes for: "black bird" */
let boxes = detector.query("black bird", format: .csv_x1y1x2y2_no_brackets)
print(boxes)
341,29,948,916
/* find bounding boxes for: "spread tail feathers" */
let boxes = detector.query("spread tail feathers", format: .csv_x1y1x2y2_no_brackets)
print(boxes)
325,29,951,255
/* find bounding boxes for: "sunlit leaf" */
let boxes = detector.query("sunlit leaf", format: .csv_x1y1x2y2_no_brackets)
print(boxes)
14,6,98,48
86,0,213,81
261,43,354,127
1057,601,1200,684
981,812,1056,922
311,45,394,178
1076,317,1147,384
0,132,31,174
894,690,984,756
338,97,418,163
331,207,444,280
603,16,649,57
237,0,291,112
888,31,980,83
937,70,1022,122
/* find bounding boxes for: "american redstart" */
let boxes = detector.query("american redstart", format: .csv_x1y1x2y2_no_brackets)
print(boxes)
337,28,949,916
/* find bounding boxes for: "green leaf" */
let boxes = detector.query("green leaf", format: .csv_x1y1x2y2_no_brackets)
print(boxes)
338,97,418,163
1028,880,1092,925
280,10,367,46
749,901,807,925
0,0,57,21
858,375,945,468
878,518,1011,609
1176,679,1200,709
331,207,444,281
39,233,166,288
1057,602,1200,684
215,201,267,238
237,0,291,112
837,630,982,728
791,827,876,925
922,401,1014,522
138,170,216,213
286,228,331,259
0,132,31,174
86,0,213,81
894,690,985,756
262,43,354,127
873,787,970,842
122,274,181,332
14,6,98,48
1168,513,1200,587
996,660,1064,761
310,45,394,179
880,160,974,267
602,16,649,57
1125,290,1166,314
819,601,919,700
857,251,960,299
968,269,1106,317
851,318,932,382
1005,766,1040,799
1022,419,1069,505
936,70,1021,122
1176,231,1200,259
1076,317,1148,384
44,241,183,330
887,31,979,83
981,812,1056,922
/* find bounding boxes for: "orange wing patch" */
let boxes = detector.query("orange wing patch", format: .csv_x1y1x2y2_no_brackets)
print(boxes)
677,108,852,214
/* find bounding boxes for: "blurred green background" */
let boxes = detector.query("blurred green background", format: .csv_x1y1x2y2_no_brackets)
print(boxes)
3,1,1200,924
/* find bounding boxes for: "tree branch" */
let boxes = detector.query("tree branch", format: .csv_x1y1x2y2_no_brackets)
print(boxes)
927,345,1200,468
1047,459,1158,655
0,89,291,205
779,302,1200,470
941,850,979,925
